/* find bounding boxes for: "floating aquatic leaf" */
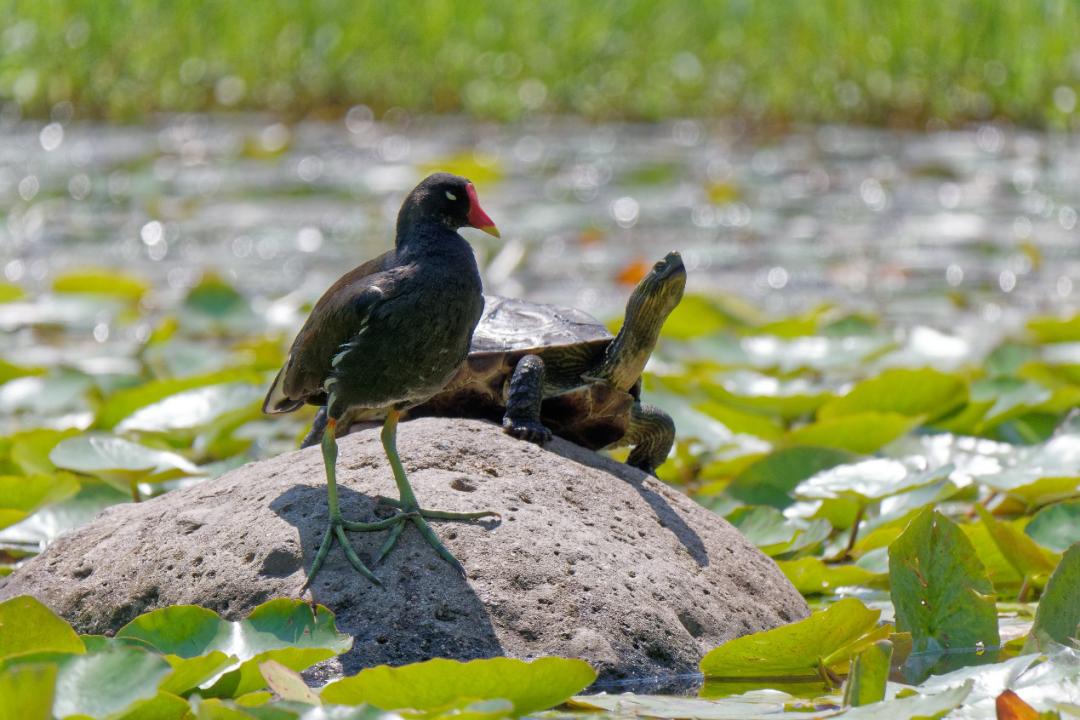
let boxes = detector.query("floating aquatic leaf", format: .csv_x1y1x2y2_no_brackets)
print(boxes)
0,282,24,303
783,412,917,454
1025,500,1080,552
116,383,263,434
889,509,999,680
818,368,967,421
0,357,44,385
0,663,56,720
0,480,129,550
50,435,199,476
830,680,973,719
52,268,149,303
0,595,85,661
52,644,171,719
96,368,263,429
777,557,885,596
1028,312,1080,344
568,690,794,719
727,446,856,508
700,597,881,679
841,640,892,707
321,657,596,716
796,459,951,502
259,660,320,705
117,600,351,698
995,688,1040,720
0,473,80,530
1024,543,1080,652
8,428,81,476
709,371,835,419
973,506,1057,588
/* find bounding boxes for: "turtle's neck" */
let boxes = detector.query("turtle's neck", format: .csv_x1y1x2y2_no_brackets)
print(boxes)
594,290,668,392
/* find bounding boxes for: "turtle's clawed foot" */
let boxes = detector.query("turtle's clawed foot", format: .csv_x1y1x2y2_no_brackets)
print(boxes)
502,416,552,445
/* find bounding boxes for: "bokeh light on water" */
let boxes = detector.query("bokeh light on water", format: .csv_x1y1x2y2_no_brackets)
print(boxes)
1,114,1077,333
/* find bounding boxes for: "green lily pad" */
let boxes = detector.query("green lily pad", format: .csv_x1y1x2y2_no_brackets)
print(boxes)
0,473,80,530
818,368,967,421
1028,312,1080,343
727,446,856,508
8,428,81,475
0,595,85,661
96,368,263,430
0,357,44,385
568,690,795,718
699,597,882,679
117,601,352,698
259,660,320,705
53,644,172,719
320,657,596,716
841,640,892,707
707,371,835,419
116,383,264,434
52,268,149,303
1024,543,1080,652
1025,500,1080,551
783,412,917,454
889,509,999,674
0,282,25,303
974,506,1057,585
830,680,972,719
0,663,57,720
50,434,199,479
777,557,885,596
0,480,129,550
795,460,951,502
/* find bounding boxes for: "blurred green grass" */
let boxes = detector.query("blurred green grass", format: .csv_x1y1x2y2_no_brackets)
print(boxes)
2,0,1079,126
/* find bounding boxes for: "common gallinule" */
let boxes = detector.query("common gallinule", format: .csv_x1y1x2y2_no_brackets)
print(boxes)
263,172,500,586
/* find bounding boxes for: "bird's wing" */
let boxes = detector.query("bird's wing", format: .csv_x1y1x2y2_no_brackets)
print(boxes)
262,251,398,414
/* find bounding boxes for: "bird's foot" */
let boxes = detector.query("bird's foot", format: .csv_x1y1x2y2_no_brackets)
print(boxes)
502,417,552,445
301,513,413,592
369,497,500,576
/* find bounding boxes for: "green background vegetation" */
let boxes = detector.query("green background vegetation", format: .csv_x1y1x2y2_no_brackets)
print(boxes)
2,0,1079,126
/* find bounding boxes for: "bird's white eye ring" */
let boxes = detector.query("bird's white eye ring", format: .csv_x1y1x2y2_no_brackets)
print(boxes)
445,191,457,201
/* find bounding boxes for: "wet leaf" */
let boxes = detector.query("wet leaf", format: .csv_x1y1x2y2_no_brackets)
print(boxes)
1025,500,1080,552
1024,543,1080,652
842,640,891,707
0,282,25,303
995,689,1040,720
830,680,972,719
96,368,262,429
699,597,881,678
258,660,320,705
1028,312,1080,343
8,428,81,475
117,601,351,698
0,595,85,661
818,368,968,421
889,509,999,671
727,446,856,508
0,663,56,720
777,557,885,596
320,657,596,715
116,383,263,434
52,644,171,719
568,690,792,719
52,267,149,302
796,460,951,502
50,434,200,478
0,357,45,385
974,506,1057,585
0,473,80,530
783,412,917,453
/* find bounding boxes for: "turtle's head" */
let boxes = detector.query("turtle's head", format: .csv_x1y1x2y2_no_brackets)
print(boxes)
599,251,686,391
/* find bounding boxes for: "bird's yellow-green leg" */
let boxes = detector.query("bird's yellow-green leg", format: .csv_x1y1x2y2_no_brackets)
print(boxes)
303,416,408,591
363,409,499,576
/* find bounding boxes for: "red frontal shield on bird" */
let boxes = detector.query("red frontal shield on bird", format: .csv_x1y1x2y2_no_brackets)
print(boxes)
466,183,500,237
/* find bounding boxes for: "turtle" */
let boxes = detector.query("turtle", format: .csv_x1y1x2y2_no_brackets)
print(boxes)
304,251,686,475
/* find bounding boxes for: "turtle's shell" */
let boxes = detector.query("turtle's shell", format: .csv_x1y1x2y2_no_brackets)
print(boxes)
405,295,635,450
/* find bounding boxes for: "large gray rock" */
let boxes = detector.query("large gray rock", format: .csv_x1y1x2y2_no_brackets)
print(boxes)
1,418,807,685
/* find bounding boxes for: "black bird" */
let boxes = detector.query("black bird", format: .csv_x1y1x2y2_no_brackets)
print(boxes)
263,173,501,586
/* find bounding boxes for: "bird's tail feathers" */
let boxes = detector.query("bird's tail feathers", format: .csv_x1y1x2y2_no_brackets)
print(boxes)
263,357,304,414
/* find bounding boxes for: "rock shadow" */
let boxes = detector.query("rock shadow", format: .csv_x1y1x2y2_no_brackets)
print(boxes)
271,483,505,675
543,438,709,568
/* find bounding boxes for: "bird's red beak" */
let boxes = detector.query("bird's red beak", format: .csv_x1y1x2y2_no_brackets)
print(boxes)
465,183,500,238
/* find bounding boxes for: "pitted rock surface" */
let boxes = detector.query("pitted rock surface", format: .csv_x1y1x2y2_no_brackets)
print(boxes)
1,418,808,684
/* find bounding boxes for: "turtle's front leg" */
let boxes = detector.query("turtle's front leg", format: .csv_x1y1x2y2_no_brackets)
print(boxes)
624,402,675,475
502,354,552,444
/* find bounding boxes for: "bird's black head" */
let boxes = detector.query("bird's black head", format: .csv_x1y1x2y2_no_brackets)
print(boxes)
398,172,500,241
